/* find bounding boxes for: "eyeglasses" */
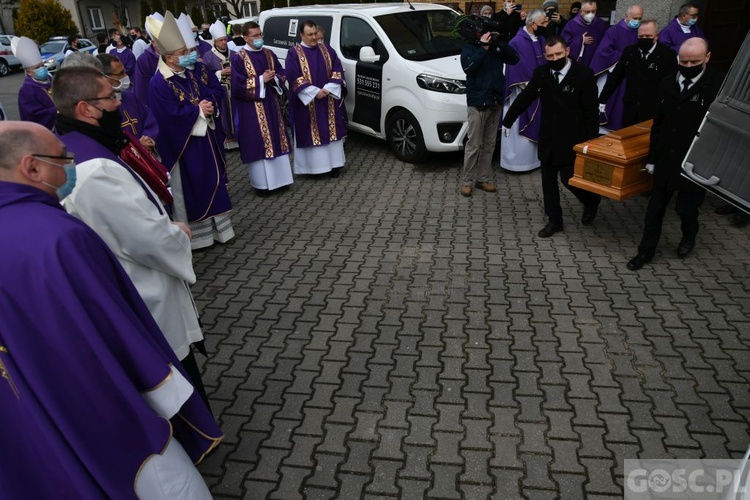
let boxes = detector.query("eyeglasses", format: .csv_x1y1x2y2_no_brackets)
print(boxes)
82,93,118,102
32,153,76,166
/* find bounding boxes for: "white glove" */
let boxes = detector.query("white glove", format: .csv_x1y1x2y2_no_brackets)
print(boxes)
598,103,606,114
502,127,511,138
645,163,655,174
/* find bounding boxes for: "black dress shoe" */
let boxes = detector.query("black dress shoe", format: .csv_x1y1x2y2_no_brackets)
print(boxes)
715,203,738,215
677,238,695,257
581,205,599,226
330,169,341,178
627,252,653,270
538,223,563,238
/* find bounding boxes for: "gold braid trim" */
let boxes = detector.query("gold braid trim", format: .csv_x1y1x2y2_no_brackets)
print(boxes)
266,50,290,153
319,45,337,142
294,45,321,146
240,50,257,93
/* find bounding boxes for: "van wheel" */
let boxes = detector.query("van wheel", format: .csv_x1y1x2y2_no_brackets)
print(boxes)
0,60,9,77
387,110,427,163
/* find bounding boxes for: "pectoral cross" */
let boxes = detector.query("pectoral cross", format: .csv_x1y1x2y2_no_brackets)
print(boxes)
0,346,20,399
121,110,140,135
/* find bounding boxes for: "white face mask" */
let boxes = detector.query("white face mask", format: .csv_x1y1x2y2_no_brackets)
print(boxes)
583,12,596,24
116,75,131,91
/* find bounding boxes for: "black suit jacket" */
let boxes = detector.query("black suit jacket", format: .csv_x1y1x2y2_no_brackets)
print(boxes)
502,59,599,165
648,67,724,192
599,41,678,126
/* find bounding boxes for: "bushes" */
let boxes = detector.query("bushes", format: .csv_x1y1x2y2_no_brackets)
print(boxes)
15,0,78,43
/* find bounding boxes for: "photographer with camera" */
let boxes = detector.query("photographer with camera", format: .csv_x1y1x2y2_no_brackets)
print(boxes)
543,0,567,36
458,16,519,197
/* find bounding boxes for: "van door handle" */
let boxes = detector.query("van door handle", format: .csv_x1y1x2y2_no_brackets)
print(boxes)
683,162,720,186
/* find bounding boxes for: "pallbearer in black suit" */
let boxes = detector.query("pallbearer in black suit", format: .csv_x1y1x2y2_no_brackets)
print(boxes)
627,38,723,271
502,35,602,238
598,20,678,128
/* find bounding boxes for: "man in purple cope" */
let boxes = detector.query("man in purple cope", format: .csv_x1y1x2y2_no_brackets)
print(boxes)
659,3,706,53
560,1,608,67
14,36,56,130
0,120,222,498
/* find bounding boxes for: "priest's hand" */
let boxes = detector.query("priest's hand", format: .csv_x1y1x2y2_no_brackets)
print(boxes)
316,88,330,99
263,70,276,82
644,163,655,174
221,67,231,76
583,32,594,45
140,135,155,148
172,221,193,240
199,100,214,116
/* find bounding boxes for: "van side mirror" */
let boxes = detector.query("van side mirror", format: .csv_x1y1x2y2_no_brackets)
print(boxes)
359,46,381,63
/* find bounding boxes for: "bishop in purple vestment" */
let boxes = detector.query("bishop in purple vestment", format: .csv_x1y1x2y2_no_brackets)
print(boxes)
134,44,160,106
0,120,221,498
18,74,56,130
286,21,347,176
659,5,706,53
203,21,238,150
560,1,609,67
589,6,642,131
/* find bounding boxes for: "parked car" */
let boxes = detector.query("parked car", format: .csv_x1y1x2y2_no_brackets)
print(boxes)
259,4,467,163
40,37,97,73
0,34,21,77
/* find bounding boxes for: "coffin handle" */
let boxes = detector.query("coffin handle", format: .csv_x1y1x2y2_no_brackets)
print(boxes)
683,162,720,186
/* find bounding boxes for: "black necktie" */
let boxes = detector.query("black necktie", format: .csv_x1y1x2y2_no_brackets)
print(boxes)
681,78,692,95
554,71,561,84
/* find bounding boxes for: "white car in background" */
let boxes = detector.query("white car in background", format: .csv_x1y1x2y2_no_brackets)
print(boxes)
0,34,21,77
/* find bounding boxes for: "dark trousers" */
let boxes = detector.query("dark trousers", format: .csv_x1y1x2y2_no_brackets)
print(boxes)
180,345,212,414
638,185,706,254
541,162,601,225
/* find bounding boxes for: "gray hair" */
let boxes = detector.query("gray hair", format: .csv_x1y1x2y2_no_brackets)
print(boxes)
526,9,547,26
0,124,38,171
626,4,643,17
480,5,493,15
60,52,104,72
640,19,659,30
52,67,108,116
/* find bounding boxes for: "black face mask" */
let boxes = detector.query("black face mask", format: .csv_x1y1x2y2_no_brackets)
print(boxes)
678,64,704,80
94,107,124,135
637,38,655,52
548,57,567,72
535,25,548,38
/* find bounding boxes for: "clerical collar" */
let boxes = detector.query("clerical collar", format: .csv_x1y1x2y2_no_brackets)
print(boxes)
244,44,262,52
301,42,316,49
677,18,692,33
523,26,537,41
217,48,229,57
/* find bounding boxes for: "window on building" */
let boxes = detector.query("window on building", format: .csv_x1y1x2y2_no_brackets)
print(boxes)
212,3,223,17
89,7,105,30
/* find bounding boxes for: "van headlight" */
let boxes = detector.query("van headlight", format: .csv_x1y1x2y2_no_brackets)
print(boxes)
416,74,466,94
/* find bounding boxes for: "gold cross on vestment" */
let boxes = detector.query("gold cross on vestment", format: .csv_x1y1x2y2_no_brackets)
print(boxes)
121,110,139,135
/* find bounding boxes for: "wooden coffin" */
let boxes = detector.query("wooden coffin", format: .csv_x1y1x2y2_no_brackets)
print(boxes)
569,120,654,201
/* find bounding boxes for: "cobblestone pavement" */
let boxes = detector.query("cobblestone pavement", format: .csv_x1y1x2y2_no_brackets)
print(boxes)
193,132,750,499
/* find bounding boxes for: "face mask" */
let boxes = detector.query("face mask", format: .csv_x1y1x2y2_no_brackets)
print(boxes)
252,39,264,49
583,13,596,24
548,57,567,72
637,38,654,51
189,51,199,64
113,75,131,91
628,19,641,29
38,159,77,201
535,25,548,38
90,104,123,135
177,54,193,68
33,67,49,80
686,18,697,26
678,64,703,80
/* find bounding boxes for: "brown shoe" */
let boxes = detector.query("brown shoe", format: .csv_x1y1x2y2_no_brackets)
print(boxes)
459,185,472,197
475,181,497,192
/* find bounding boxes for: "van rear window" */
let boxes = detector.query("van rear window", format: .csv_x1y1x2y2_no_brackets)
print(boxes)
375,10,462,61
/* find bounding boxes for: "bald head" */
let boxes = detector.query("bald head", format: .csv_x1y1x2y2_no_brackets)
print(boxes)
626,5,643,20
679,37,710,64
0,121,67,197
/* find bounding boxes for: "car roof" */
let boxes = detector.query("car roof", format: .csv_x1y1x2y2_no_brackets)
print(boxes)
260,3,455,17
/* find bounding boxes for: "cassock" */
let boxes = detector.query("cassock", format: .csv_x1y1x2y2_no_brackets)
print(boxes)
0,181,222,498
589,19,637,131
561,14,608,67
502,27,545,172
134,45,160,106
286,42,347,175
659,17,706,53
149,58,234,250
203,46,239,149
120,90,160,142
231,45,293,190
18,76,56,130
108,45,137,78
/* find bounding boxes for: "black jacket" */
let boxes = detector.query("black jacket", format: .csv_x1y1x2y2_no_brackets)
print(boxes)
648,67,724,192
461,41,519,107
599,41,677,127
502,59,599,165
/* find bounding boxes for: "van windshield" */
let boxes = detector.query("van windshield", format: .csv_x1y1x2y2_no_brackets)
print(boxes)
375,10,462,61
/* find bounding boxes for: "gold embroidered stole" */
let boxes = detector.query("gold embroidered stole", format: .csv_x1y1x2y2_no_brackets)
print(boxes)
294,44,338,145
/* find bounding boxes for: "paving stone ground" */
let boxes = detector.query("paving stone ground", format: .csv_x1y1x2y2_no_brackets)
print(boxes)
193,132,750,499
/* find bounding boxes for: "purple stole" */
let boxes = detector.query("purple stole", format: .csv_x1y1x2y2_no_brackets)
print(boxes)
230,47,290,164
286,43,347,148
561,14,609,67
505,28,545,141
119,91,159,141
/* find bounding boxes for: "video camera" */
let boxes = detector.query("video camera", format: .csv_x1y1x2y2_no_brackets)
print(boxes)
456,15,508,51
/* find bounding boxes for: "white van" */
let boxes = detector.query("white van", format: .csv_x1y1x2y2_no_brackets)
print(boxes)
259,3,468,163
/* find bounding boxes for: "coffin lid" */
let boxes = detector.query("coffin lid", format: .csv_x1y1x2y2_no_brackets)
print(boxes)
573,120,654,165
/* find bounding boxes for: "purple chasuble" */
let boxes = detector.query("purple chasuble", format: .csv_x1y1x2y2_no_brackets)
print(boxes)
590,19,637,130
114,46,137,78
659,18,706,53
134,45,159,106
149,65,232,222
120,90,160,141
505,28,545,141
18,76,56,130
561,14,609,67
286,43,348,149
203,48,237,142
0,182,222,498
231,47,290,164
197,39,212,57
